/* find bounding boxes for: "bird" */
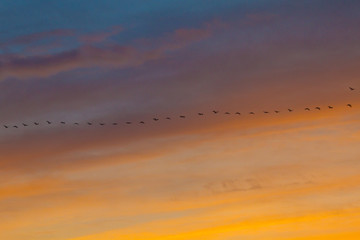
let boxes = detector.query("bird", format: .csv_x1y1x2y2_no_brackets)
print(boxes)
34,122,40,125
213,110,219,114
349,87,355,91
13,125,18,128
249,112,255,115
3,125,8,129
74,123,79,125
112,123,118,125
224,112,230,115
100,123,105,126
235,112,241,115
274,110,280,113
166,117,171,120
288,109,293,112
263,111,269,114
198,113,204,116
305,108,310,111
126,121,132,124
87,122,92,125
139,121,145,124
60,121,66,124
315,107,321,110
46,121,52,124
328,106,334,109
22,123,28,127
347,104,353,108
153,118,159,121
180,115,186,118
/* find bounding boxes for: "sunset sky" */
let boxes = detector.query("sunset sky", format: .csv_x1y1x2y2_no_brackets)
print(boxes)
1,1,360,239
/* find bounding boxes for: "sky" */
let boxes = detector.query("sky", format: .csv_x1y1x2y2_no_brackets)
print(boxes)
1,1,360,239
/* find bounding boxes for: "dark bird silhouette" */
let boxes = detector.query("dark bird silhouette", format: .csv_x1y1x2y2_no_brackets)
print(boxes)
87,122,92,125
112,123,118,125
263,111,269,114
198,113,204,116
305,108,310,111
328,106,334,109
34,122,40,125
166,117,171,120
139,121,145,124
3,125,8,129
126,121,132,124
349,87,355,91
46,121,52,124
22,123,28,127
288,109,293,112
153,118,159,121
100,123,105,126
180,115,186,118
13,125,18,128
249,112,255,115
274,110,280,113
225,112,230,115
74,123,79,125
315,107,321,110
60,121,66,124
235,112,241,115
213,110,219,114
347,104,353,108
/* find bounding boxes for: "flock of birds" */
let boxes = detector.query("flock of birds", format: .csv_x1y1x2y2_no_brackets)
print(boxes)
1,87,357,130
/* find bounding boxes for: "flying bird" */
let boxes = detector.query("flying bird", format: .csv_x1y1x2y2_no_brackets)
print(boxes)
112,123,118,125
87,122,92,125
13,125,18,128
3,125,8,129
225,112,230,115
22,123,28,127
153,118,159,121
249,112,255,115
60,121,66,124
263,111,269,114
34,122,39,125
166,117,171,120
288,109,293,112
74,123,79,125
139,121,145,124
126,121,132,124
180,115,186,118
315,107,321,110
347,104,353,108
328,106,334,109
213,110,219,114
100,123,105,126
349,87,355,91
198,113,204,116
305,108,310,111
46,121,52,124
274,110,280,113
235,112,241,115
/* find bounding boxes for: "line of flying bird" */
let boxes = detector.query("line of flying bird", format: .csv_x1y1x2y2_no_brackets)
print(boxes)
1,87,357,129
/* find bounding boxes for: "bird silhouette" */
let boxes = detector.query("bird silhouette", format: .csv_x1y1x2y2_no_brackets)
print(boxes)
315,107,321,110
349,87,355,91
166,117,171,120
100,123,105,126
22,123,28,127
180,115,186,118
34,122,39,125
74,123,79,125
60,121,66,124
126,121,132,124
225,112,230,115
153,118,159,121
347,104,353,108
198,113,204,116
263,111,269,114
328,106,334,109
13,125,18,128
249,112,255,115
139,121,145,124
87,122,92,125
288,109,293,112
112,123,118,125
235,112,241,115
3,125,8,128
305,108,310,111
274,110,280,113
46,121,52,124
213,110,219,114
